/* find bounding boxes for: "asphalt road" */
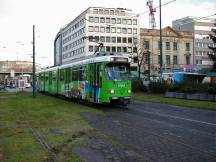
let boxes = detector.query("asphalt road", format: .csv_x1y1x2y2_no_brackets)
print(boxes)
80,100,216,162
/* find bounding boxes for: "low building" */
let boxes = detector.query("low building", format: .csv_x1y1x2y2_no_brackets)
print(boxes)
139,26,194,73
0,61,40,84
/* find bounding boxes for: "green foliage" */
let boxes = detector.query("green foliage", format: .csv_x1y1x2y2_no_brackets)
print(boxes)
204,83,216,94
149,81,168,93
131,77,145,92
167,82,216,94
208,27,216,70
168,84,180,92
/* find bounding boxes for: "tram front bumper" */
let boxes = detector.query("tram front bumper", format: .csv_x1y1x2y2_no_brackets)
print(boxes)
110,97,131,105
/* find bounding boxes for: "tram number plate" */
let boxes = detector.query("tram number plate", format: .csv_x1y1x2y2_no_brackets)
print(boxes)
118,84,125,88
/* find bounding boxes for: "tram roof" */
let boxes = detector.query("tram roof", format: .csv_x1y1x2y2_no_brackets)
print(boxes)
37,55,129,73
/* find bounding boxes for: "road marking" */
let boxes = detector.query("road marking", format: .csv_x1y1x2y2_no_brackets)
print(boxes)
139,110,216,126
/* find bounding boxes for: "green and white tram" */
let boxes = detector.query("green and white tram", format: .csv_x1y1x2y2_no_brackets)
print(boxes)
36,55,131,106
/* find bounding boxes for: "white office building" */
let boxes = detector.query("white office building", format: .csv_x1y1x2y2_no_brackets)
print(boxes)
172,16,216,69
54,7,139,68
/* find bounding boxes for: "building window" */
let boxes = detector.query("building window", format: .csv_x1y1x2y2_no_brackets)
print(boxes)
186,42,190,51
112,46,116,52
173,55,178,64
106,36,110,42
122,19,127,24
166,42,170,50
133,28,137,34
123,37,127,43
122,28,127,34
100,46,105,52
89,16,94,22
94,17,99,23
128,37,132,43
104,10,109,14
115,10,119,15
117,18,121,24
100,17,105,23
166,55,170,65
106,18,110,23
186,56,190,64
133,37,138,44
110,10,114,15
99,9,103,14
111,37,116,43
100,27,105,32
111,18,116,24
173,42,178,51
89,36,94,42
133,19,137,25
117,47,121,52
106,46,110,52
128,47,132,53
100,36,105,42
89,26,93,32
123,47,127,53
94,36,99,42
127,19,132,25
95,26,99,32
128,28,132,34
144,41,150,50
117,37,121,43
93,9,98,14
117,27,121,33
111,27,116,33
106,27,110,33
120,11,125,16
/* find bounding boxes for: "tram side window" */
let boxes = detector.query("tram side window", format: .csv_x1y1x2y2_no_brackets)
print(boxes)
82,66,86,81
49,72,52,84
52,71,56,81
60,70,64,81
67,68,71,83
72,69,78,81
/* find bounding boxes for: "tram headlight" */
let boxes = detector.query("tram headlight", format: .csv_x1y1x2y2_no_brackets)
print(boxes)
110,89,115,94
128,89,131,93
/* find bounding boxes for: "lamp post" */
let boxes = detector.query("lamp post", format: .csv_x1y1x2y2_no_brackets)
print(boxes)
32,25,36,98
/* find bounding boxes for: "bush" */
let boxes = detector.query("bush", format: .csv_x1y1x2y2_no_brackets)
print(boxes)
205,83,216,94
131,77,146,92
149,81,168,93
168,84,180,92
176,82,216,94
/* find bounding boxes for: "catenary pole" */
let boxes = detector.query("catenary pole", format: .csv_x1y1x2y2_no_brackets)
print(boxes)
33,25,36,98
159,0,163,78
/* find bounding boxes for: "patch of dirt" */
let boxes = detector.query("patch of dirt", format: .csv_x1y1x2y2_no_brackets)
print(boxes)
50,130,89,155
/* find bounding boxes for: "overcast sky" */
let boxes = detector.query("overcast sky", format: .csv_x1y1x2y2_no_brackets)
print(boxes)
0,0,215,67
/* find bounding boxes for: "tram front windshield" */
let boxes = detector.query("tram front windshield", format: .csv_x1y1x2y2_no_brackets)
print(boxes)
106,63,130,81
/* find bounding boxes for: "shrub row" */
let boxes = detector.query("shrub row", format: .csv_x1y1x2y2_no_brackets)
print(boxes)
131,77,216,94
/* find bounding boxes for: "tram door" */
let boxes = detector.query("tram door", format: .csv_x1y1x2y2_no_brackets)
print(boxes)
90,63,101,103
